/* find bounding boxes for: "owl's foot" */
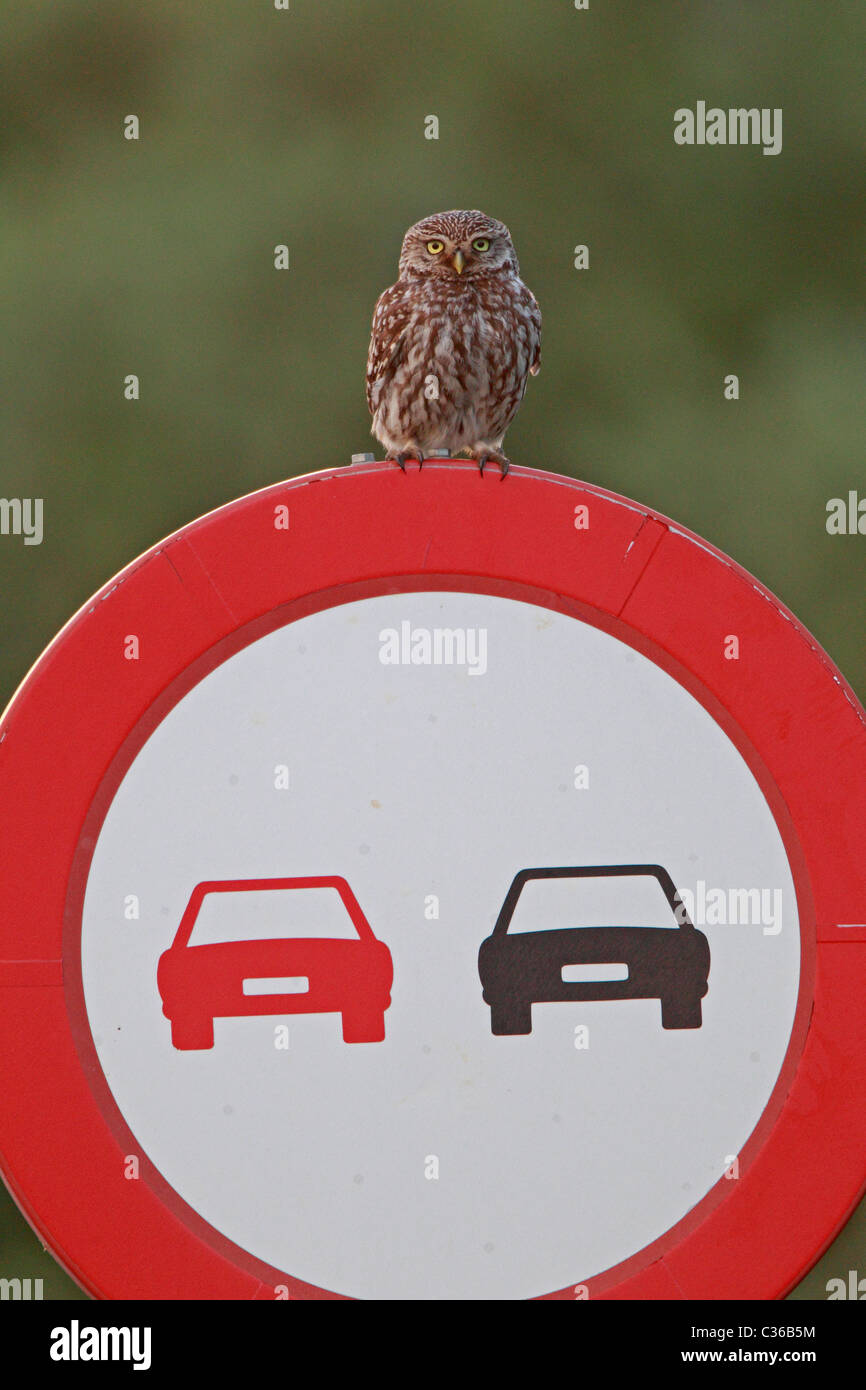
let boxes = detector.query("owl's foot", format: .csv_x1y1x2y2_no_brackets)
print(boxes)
476,449,510,479
386,447,425,472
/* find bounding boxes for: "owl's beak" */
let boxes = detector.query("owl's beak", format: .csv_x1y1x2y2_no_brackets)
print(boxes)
451,249,465,275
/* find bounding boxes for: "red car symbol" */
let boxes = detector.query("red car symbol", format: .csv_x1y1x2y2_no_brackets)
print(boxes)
157,876,393,1049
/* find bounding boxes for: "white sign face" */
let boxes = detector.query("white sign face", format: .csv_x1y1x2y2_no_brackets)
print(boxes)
80,590,800,1300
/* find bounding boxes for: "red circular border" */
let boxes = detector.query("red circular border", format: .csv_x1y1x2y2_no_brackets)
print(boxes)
1,460,865,1301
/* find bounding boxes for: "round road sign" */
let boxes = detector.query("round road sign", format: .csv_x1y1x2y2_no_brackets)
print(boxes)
1,460,864,1299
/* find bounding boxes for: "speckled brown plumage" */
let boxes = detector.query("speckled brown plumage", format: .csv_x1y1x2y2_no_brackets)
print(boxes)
366,210,541,475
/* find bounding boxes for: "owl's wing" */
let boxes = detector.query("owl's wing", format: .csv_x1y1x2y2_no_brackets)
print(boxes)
366,283,412,415
523,285,542,376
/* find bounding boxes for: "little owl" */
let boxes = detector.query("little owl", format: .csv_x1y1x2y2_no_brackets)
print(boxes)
366,209,541,476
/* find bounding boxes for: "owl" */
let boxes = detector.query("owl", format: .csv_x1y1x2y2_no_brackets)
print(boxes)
365,210,541,476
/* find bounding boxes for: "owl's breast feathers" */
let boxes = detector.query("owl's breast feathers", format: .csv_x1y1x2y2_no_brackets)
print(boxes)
366,274,540,411
366,266,541,457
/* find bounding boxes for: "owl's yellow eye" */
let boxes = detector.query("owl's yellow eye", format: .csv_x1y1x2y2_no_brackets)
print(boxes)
472,238,490,252
426,240,445,255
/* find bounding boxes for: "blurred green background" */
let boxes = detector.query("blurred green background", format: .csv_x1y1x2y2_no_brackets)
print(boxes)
1,0,864,1299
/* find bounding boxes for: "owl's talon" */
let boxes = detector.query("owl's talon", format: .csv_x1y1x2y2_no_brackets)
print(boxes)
387,449,424,472
477,452,510,478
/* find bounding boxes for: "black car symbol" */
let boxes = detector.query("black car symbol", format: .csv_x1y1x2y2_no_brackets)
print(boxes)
478,864,710,1034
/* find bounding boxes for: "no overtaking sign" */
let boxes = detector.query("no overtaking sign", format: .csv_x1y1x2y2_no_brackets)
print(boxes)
0,460,864,1299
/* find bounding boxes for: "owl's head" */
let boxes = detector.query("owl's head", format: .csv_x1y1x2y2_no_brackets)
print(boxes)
398,209,518,280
